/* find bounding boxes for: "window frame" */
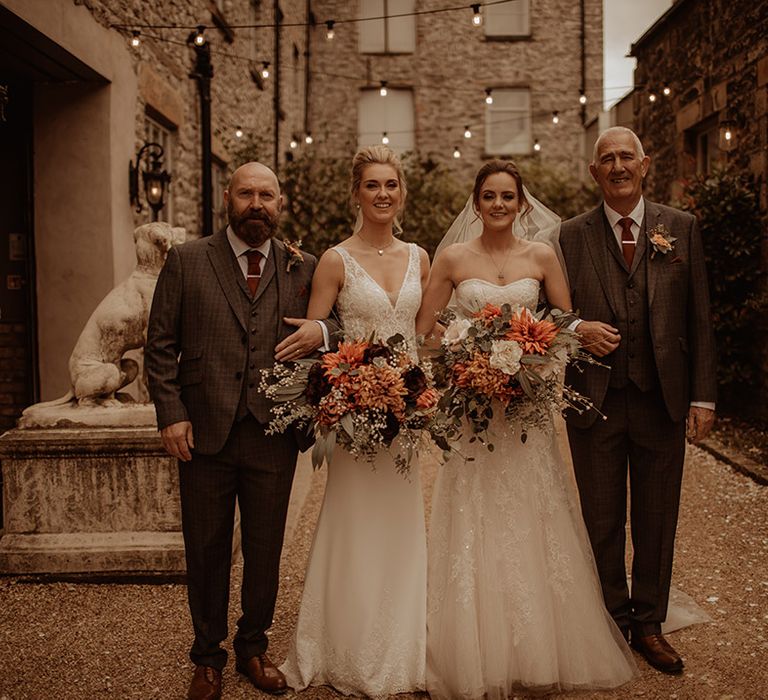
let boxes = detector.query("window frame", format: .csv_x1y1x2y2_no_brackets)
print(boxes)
358,0,416,55
357,87,415,153
483,0,531,41
483,87,532,157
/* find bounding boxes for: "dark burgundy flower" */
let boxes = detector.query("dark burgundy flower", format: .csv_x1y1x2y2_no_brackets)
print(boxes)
363,343,392,364
305,361,331,406
381,410,401,442
402,365,428,405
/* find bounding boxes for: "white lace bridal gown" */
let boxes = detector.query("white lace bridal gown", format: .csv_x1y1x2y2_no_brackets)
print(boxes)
281,244,426,697
427,277,638,700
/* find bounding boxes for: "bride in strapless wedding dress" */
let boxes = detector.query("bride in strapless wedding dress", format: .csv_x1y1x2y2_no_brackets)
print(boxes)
416,161,638,698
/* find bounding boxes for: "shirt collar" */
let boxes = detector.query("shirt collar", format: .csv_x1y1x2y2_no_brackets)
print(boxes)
603,198,645,230
226,226,272,259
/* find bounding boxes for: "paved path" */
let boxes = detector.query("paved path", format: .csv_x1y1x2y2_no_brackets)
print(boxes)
1,443,766,699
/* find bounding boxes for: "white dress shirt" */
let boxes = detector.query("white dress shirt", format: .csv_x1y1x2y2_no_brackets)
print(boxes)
226,227,329,350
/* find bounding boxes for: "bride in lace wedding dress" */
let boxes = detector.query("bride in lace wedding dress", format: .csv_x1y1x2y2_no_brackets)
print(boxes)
415,161,638,698
280,146,430,696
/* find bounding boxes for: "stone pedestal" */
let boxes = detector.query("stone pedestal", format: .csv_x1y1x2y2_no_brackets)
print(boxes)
0,426,184,575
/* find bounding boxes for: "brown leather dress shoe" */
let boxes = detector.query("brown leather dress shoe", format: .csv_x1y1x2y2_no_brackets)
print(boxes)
236,653,288,695
631,633,684,674
187,665,222,700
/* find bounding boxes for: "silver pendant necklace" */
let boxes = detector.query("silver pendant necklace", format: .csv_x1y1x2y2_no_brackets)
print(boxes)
481,241,514,280
357,231,396,256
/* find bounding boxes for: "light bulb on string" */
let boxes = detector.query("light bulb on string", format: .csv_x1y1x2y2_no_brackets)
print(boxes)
290,135,298,149
379,80,388,97
648,92,657,103
193,26,206,46
305,132,313,145
485,89,493,105
579,90,587,106
261,62,270,79
471,4,482,26
663,84,671,96
325,20,335,40
381,132,390,145
552,111,560,124
235,126,244,139
533,139,541,152
464,125,472,139
453,146,461,159
130,31,141,48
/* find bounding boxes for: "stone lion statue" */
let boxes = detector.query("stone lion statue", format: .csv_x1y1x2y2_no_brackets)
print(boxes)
29,222,186,410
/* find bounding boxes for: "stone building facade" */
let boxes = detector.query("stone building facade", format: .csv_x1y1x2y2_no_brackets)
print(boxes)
629,0,768,206
303,0,602,184
0,0,602,426
629,0,768,411
0,0,308,416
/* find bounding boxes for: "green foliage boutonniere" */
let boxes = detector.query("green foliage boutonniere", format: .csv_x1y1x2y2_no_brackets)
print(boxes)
647,224,677,259
283,239,304,272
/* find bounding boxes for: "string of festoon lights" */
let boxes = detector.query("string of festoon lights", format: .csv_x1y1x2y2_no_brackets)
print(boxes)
118,1,669,158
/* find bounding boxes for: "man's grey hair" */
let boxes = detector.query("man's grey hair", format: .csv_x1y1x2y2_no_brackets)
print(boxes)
591,127,646,164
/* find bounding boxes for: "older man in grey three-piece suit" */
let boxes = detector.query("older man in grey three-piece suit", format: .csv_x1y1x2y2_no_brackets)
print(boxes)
146,163,332,700
560,127,717,675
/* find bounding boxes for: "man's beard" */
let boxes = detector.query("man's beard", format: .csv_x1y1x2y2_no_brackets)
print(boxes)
229,203,278,247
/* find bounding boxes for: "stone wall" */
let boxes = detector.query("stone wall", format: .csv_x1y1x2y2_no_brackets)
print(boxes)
80,0,309,238
631,0,768,415
304,0,602,188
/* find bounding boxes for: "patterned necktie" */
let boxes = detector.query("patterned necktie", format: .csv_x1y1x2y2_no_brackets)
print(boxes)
246,249,263,297
619,217,635,268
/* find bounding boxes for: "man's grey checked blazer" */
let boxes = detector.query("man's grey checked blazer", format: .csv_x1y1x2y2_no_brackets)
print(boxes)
146,230,317,454
560,198,717,427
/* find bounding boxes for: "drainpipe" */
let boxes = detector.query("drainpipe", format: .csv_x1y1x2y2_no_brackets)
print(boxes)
190,37,214,236
274,0,282,170
580,0,586,125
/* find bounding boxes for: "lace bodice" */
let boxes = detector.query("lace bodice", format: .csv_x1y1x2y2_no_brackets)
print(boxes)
455,277,540,317
333,244,421,348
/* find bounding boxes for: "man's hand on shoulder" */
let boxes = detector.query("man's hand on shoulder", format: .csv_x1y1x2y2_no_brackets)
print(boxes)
577,320,621,357
161,420,195,462
275,318,324,361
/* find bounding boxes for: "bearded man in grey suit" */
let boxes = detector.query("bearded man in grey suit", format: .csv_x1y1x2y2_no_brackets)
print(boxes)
146,162,332,700
560,127,717,675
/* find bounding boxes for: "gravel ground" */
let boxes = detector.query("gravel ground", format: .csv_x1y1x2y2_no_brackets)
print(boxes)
1,443,766,700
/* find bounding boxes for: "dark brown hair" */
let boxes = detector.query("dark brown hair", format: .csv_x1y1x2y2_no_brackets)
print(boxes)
472,160,530,216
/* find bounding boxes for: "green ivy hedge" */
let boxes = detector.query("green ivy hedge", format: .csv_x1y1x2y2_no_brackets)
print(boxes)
677,169,767,411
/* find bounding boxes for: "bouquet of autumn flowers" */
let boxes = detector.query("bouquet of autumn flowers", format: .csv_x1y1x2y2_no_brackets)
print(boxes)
260,334,440,474
430,302,597,451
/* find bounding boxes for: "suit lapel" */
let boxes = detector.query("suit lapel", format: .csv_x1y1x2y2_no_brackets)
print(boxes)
206,229,248,331
645,199,663,305
583,205,620,315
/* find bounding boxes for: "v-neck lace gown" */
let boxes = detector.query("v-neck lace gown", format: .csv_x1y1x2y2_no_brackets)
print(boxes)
426,277,637,699
281,244,427,697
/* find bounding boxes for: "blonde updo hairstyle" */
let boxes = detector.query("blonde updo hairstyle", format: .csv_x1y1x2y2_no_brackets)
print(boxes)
350,145,408,232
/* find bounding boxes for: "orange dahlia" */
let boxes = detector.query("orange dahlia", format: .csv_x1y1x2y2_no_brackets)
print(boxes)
473,303,503,326
505,310,558,354
322,340,368,377
453,352,517,403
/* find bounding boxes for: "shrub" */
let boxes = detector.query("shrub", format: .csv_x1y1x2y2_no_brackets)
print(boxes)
676,169,767,410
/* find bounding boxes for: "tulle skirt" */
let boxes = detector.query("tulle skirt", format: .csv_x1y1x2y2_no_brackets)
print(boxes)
426,415,638,698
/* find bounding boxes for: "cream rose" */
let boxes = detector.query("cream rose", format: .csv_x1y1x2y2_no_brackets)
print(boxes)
442,318,472,346
489,339,523,375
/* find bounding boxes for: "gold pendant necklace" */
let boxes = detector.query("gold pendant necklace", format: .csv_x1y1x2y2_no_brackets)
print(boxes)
481,242,514,280
357,231,396,256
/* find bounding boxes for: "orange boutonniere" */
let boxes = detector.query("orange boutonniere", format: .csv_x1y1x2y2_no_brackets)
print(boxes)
647,224,677,259
283,239,304,272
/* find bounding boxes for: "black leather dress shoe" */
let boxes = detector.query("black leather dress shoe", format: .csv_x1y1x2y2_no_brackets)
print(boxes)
236,653,288,695
631,633,684,674
187,665,222,700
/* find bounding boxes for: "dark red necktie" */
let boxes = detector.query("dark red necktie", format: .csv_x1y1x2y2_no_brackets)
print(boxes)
246,249,263,296
619,217,635,268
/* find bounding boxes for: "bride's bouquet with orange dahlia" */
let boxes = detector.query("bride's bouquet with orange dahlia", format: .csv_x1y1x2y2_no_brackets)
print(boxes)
260,334,440,473
430,303,596,450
